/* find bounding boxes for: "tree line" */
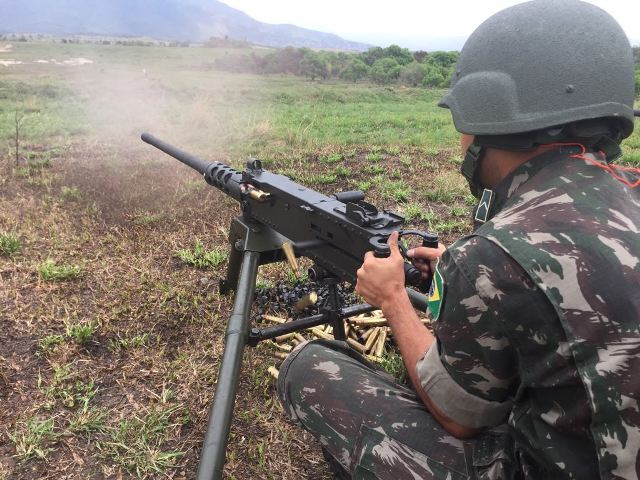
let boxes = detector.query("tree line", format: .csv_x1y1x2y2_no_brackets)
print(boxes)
212,44,459,88
213,44,640,93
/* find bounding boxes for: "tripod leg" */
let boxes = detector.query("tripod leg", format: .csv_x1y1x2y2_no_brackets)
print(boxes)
219,243,242,295
325,283,346,341
197,250,260,480
331,317,346,341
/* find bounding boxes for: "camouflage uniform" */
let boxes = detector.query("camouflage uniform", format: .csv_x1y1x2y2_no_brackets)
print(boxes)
277,146,640,479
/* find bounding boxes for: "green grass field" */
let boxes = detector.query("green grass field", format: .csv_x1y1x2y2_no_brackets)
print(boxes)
1,40,639,479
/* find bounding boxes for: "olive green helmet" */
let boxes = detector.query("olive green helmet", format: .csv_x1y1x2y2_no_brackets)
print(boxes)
439,0,637,199
439,0,636,139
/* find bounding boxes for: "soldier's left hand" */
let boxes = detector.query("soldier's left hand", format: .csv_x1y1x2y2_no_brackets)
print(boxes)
356,231,406,309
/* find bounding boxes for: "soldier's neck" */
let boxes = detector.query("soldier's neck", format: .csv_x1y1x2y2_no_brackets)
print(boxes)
479,145,558,189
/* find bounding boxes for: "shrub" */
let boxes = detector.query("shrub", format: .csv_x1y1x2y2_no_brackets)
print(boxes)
370,58,402,85
340,58,370,83
400,63,427,87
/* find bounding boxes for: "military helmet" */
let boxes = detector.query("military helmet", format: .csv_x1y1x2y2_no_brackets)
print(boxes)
439,0,636,140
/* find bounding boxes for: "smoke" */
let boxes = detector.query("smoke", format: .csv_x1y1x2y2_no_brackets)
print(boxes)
1,35,268,222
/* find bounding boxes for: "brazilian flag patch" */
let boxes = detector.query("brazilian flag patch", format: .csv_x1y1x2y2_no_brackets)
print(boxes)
428,266,444,321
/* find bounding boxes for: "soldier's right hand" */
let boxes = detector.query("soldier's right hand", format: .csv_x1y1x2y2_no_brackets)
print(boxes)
406,243,446,278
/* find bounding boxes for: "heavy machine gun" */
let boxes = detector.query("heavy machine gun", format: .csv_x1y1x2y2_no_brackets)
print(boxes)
141,133,437,480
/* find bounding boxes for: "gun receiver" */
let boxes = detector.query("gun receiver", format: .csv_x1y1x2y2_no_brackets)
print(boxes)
142,133,437,480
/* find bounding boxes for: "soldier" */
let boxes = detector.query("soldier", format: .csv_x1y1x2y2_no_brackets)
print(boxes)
277,0,640,478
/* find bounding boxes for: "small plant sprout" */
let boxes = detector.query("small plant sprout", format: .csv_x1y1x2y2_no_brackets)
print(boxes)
60,185,81,200
380,350,409,385
354,180,372,192
176,241,228,269
65,320,98,345
38,260,82,281
109,332,149,352
319,152,343,164
9,417,58,462
450,205,468,217
366,151,383,162
365,164,385,175
399,154,412,166
99,406,185,476
132,213,165,226
307,173,337,185
0,232,21,257
334,165,350,178
256,278,274,290
403,203,423,222
38,334,65,352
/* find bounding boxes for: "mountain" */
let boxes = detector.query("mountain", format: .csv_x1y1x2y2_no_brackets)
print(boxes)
0,0,371,50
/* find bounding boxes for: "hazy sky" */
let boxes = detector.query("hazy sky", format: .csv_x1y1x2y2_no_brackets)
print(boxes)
221,0,640,50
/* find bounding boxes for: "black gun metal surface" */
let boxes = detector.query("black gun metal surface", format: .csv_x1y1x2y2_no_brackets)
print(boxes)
142,133,436,289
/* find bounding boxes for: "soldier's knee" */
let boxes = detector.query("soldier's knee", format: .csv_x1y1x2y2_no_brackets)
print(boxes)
276,339,333,395
276,339,345,421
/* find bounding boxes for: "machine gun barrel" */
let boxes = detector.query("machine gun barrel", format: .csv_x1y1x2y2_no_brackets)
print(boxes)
142,133,244,201
142,133,211,174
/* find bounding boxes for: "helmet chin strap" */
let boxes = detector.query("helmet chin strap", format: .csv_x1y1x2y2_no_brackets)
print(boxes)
461,142,486,199
473,119,624,164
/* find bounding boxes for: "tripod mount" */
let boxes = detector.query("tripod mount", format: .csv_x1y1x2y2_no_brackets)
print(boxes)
195,215,430,479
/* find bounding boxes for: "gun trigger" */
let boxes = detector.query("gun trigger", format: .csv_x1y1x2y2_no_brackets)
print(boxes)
398,230,439,249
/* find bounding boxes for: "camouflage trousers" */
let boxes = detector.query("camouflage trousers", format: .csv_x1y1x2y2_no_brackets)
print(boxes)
276,340,516,480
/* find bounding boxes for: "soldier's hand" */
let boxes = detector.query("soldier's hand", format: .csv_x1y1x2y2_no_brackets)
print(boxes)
356,231,406,309
406,243,446,279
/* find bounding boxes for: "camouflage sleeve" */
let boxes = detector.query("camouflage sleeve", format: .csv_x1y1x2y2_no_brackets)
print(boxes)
416,236,537,428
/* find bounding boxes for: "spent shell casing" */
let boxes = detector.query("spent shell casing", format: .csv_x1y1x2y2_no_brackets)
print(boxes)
281,241,300,278
311,327,332,340
295,291,318,311
275,332,296,343
364,327,381,352
248,187,270,202
347,338,367,354
261,314,287,324
374,328,388,357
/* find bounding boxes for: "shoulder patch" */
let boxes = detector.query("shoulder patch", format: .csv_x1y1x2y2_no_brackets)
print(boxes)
474,188,494,223
428,265,445,321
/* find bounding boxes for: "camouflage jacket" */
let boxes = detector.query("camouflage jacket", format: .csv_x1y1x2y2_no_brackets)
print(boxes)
417,146,640,479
